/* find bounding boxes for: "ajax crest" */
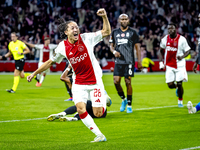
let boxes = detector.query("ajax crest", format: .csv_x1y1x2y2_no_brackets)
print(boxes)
78,45,84,52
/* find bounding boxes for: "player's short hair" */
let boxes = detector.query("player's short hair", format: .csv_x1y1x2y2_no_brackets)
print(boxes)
58,18,74,39
119,14,129,19
44,37,50,41
168,22,177,28
11,32,20,37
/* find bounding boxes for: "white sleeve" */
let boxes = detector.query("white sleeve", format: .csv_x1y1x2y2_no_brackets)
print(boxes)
81,31,102,47
50,42,65,64
49,44,58,50
160,36,166,49
34,44,43,50
181,37,191,52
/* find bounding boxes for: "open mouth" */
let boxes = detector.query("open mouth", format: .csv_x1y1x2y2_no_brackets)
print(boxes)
74,33,78,38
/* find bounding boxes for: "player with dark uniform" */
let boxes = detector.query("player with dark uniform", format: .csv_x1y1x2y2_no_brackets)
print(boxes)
109,14,142,113
62,63,73,101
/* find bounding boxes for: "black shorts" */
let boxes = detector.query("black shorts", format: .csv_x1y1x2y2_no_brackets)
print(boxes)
114,64,134,78
15,58,25,71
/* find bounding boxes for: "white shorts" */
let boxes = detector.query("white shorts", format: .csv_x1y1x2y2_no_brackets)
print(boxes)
39,62,50,73
72,80,106,108
165,66,188,83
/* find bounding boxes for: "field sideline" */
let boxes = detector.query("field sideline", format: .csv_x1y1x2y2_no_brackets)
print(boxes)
0,72,199,150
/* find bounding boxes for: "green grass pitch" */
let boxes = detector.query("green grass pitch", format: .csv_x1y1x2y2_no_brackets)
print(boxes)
0,72,200,150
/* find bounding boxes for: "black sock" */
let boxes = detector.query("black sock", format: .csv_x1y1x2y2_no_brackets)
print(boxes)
118,92,125,100
64,106,77,115
65,82,72,97
74,113,80,120
127,95,132,106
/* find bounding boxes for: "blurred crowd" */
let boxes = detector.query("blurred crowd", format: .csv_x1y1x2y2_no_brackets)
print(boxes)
0,0,200,62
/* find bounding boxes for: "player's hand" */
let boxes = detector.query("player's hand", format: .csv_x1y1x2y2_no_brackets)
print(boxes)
0,56,2,60
97,8,107,17
137,62,143,71
177,56,183,60
113,51,121,58
18,51,22,55
159,61,164,70
27,74,34,82
193,62,198,73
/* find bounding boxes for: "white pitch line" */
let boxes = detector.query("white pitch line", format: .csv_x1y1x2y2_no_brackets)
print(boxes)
179,146,200,150
0,104,182,123
0,117,46,123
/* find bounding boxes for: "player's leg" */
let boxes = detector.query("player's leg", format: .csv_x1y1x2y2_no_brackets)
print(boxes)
166,66,176,89
114,76,127,112
6,69,20,93
73,84,106,142
125,76,133,113
176,67,188,107
7,59,25,93
113,64,127,111
64,77,73,101
176,81,184,107
124,64,134,113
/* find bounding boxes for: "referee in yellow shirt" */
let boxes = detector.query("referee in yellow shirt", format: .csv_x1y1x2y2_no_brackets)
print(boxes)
0,32,39,93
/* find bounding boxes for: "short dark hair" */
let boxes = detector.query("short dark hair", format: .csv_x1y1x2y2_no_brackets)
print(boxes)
58,18,74,39
168,22,177,28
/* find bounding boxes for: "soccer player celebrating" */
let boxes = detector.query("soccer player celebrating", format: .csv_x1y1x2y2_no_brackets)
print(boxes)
0,32,39,93
159,23,191,107
27,8,111,142
109,14,142,113
24,37,57,87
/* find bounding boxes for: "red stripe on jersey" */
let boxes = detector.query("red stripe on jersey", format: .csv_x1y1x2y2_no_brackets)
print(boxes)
64,35,97,85
43,45,50,62
165,34,180,69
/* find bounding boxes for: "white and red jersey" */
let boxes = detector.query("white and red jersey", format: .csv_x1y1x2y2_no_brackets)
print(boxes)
51,31,103,85
35,44,57,62
160,34,190,68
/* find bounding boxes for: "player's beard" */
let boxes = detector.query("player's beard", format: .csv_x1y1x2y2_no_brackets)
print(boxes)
121,23,128,29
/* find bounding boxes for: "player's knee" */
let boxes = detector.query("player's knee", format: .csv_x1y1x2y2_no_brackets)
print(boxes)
168,83,175,89
20,74,24,78
76,107,86,114
114,78,120,85
125,78,131,85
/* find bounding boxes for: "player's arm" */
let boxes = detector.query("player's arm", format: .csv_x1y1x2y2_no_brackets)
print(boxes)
60,64,72,83
23,41,36,48
18,46,30,55
177,50,191,60
110,43,121,57
0,50,12,60
27,59,55,82
97,8,111,38
158,48,165,69
135,43,142,70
